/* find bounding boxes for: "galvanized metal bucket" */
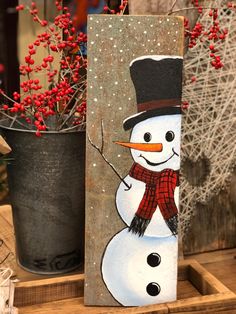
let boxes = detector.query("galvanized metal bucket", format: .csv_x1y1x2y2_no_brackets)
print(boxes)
0,122,85,274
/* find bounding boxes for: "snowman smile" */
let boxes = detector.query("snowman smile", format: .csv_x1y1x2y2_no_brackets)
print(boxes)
139,148,179,166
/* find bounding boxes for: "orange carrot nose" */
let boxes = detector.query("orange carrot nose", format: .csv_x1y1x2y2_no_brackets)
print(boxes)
115,141,163,152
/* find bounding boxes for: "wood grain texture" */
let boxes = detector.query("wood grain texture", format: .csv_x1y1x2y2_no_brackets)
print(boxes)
183,168,236,254
14,274,84,307
0,205,15,270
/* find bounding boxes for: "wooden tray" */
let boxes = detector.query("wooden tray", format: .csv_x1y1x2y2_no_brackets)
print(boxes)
14,259,236,314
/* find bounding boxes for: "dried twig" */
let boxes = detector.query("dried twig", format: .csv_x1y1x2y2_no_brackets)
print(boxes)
88,120,131,190
169,0,178,14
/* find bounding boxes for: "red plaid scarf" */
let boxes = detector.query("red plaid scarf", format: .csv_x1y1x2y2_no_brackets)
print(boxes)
129,162,179,236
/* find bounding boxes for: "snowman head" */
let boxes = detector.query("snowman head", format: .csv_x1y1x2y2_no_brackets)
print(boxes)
129,114,181,171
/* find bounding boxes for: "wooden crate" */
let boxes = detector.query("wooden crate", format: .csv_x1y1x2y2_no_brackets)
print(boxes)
14,259,236,314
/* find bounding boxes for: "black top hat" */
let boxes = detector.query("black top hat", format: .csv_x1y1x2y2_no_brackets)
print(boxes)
123,56,183,131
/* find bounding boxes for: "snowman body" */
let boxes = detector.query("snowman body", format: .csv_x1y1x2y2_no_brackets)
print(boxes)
102,229,178,306
102,114,181,306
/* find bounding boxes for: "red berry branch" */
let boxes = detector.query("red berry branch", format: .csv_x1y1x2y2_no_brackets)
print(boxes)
176,1,236,110
2,0,235,124
103,0,128,15
0,0,87,136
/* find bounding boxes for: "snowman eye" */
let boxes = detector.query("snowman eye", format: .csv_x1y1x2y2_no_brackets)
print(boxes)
143,132,152,142
165,131,175,142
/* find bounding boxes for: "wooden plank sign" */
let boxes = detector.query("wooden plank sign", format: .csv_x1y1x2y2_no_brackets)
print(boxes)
85,15,184,306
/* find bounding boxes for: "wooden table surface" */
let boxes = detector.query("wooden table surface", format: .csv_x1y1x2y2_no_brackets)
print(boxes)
1,204,236,313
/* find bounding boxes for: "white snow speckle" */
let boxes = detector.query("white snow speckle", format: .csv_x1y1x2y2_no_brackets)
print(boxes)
91,41,94,45
93,163,96,167
110,37,114,41
90,86,93,89
143,31,147,34
94,58,98,62
120,49,123,53
128,97,131,100
158,43,161,46
89,17,93,20
100,86,103,89
109,24,112,28
117,154,121,158
102,189,105,193
119,107,122,110
150,24,153,27
94,98,98,102
90,206,94,209
115,81,118,85
167,18,170,22
91,111,94,114
107,104,111,107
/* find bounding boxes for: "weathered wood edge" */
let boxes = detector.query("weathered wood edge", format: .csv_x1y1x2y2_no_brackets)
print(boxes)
188,260,231,295
14,260,236,312
14,273,84,307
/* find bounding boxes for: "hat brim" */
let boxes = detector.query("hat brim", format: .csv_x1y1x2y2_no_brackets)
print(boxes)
123,107,182,131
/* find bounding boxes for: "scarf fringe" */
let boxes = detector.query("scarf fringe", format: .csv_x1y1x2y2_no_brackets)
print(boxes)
129,214,178,237
129,215,151,237
165,214,178,236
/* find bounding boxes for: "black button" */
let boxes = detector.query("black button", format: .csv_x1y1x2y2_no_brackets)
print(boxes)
147,253,161,267
146,282,161,296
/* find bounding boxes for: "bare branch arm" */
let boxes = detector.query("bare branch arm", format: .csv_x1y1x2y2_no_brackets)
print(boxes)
87,124,131,190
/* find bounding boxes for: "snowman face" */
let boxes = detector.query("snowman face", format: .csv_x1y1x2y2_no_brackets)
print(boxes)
130,114,181,172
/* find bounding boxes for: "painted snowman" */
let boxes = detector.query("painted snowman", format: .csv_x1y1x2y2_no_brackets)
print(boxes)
102,55,183,306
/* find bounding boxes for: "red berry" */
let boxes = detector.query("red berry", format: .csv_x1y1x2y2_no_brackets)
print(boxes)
16,4,24,11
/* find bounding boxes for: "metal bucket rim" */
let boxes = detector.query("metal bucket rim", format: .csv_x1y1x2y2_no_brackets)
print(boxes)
0,122,85,134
